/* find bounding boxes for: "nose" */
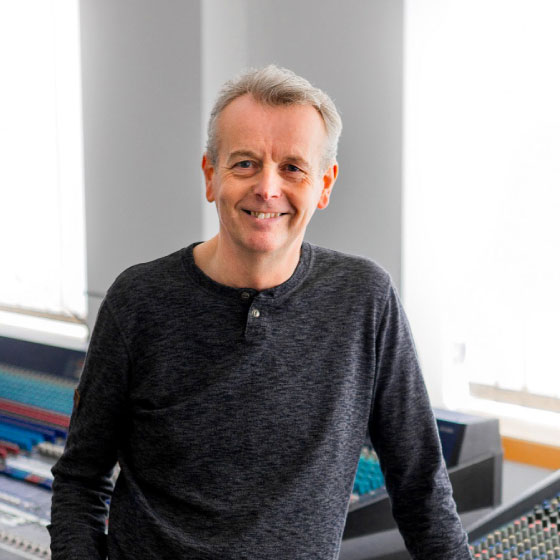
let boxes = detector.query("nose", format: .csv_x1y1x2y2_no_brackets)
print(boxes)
253,165,282,200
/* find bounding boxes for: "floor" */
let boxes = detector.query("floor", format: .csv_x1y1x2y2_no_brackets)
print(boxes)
339,461,555,560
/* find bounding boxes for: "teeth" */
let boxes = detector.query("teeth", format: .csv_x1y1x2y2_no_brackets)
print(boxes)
250,211,282,219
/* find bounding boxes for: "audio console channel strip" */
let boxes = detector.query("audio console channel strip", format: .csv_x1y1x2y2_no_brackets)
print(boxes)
0,336,83,560
466,469,560,560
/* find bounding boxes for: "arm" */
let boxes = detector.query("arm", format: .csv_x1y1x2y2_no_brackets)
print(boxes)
49,298,130,559
368,283,472,559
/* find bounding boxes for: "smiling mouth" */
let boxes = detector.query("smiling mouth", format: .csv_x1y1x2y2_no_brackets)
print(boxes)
243,210,286,219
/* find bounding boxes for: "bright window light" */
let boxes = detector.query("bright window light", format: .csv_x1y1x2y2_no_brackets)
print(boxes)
0,0,86,322
404,0,560,421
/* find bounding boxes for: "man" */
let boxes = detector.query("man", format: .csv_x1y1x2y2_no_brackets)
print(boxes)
49,65,472,559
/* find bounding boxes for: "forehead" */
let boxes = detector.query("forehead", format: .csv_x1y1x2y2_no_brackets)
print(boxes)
215,94,327,163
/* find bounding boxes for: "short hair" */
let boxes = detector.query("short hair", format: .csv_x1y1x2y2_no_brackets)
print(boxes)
206,65,342,170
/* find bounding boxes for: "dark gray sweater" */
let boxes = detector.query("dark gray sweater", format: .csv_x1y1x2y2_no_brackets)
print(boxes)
49,242,471,559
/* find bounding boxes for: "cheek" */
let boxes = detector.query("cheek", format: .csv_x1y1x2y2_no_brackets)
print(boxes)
298,186,324,212
213,181,237,205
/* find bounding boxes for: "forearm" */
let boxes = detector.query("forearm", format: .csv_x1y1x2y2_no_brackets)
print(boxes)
385,453,471,559
49,466,114,559
370,283,472,559
48,296,129,559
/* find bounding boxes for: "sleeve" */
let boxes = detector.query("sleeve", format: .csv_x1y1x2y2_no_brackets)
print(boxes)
368,283,472,560
48,297,131,560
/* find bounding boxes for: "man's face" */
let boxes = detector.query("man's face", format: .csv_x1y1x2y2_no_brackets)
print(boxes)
202,94,337,258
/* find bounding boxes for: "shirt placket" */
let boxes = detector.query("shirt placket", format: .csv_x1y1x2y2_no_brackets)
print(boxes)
243,293,268,341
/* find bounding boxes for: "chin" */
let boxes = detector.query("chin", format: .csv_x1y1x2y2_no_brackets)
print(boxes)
245,242,281,255
241,235,286,255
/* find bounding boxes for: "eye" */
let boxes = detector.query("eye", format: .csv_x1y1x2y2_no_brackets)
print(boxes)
234,160,254,169
284,164,303,173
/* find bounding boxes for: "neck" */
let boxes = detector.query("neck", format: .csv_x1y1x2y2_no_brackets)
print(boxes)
193,236,302,291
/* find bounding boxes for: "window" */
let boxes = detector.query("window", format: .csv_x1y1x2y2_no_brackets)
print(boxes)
404,1,560,425
0,0,87,333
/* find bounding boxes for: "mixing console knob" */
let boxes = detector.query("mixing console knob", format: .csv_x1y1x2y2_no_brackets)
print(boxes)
507,524,515,536
510,535,519,548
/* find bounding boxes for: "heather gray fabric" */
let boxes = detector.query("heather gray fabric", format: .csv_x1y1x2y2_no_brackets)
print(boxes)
49,242,471,559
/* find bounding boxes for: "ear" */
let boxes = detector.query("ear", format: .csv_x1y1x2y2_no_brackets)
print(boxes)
202,154,215,202
317,162,338,210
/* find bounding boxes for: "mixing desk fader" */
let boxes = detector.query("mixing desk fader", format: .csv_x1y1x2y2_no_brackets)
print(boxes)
468,470,560,560
0,336,83,559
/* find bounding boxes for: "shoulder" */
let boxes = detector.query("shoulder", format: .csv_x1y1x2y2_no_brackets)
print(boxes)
306,243,393,299
105,246,187,306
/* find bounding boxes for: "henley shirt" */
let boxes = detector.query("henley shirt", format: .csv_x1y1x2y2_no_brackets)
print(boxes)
49,242,471,559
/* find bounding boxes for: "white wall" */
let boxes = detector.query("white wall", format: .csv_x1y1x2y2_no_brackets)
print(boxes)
80,0,404,330
80,0,205,326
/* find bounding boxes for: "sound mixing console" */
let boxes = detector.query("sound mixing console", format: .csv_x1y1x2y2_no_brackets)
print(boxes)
467,469,560,560
0,336,83,560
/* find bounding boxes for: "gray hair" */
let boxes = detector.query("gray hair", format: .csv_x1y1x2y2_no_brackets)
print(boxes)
206,65,342,170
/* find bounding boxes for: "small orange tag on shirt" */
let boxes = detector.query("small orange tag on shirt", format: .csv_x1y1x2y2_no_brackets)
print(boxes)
73,388,81,411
